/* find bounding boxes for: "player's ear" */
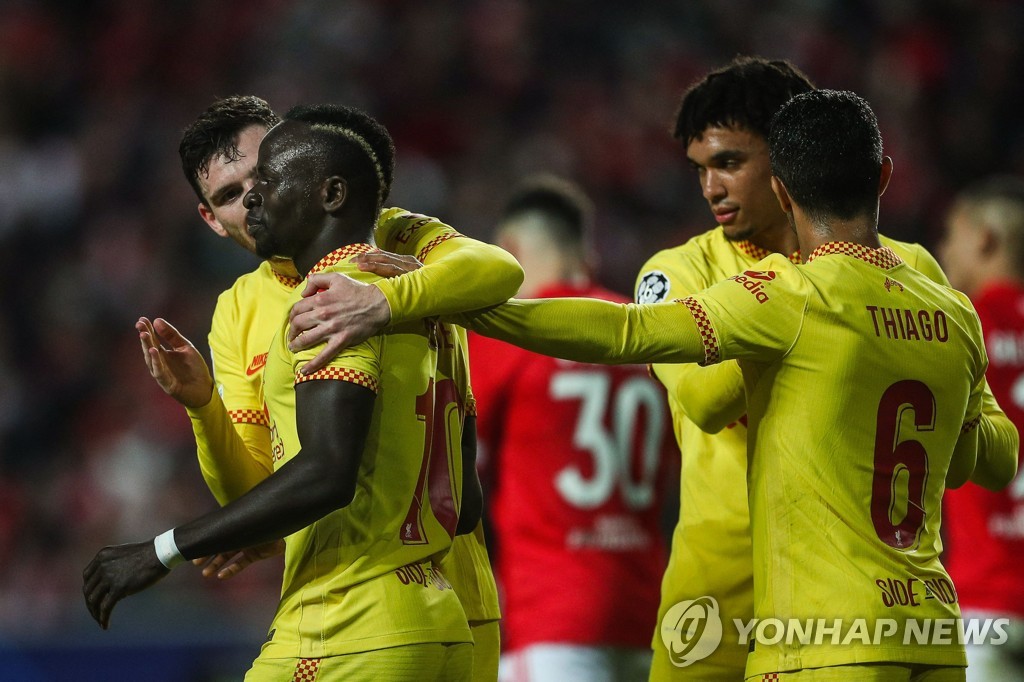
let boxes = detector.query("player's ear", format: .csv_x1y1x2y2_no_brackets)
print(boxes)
198,202,229,238
322,176,347,212
878,156,894,197
770,176,793,213
979,222,1001,257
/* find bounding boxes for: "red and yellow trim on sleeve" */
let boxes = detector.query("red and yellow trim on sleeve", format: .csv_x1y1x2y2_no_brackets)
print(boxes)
962,414,982,434
678,296,721,366
806,242,903,270
307,243,375,275
292,658,320,682
228,408,270,427
417,232,464,262
465,396,478,418
295,367,380,393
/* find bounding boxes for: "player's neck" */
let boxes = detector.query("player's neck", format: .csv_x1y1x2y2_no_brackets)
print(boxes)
749,224,798,257
294,218,374,276
798,215,882,259
268,258,301,280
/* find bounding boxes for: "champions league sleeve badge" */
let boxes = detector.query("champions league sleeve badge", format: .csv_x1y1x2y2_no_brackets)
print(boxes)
637,271,671,304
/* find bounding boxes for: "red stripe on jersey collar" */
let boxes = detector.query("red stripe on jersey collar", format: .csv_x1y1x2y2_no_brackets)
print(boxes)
806,242,903,269
308,243,375,275
733,239,801,264
271,269,302,289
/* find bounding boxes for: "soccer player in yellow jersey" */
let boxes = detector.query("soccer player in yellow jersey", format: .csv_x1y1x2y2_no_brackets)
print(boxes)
287,60,1017,682
137,96,511,680
633,57,1016,682
83,104,510,681
440,90,1017,681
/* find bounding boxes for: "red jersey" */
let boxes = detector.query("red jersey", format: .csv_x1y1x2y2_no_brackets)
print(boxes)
945,280,1024,617
469,282,673,652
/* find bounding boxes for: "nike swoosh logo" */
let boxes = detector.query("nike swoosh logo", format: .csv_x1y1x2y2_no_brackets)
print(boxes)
246,352,268,376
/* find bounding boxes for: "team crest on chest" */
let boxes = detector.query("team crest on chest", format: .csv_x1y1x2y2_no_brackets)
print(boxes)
637,271,670,303
884,277,904,292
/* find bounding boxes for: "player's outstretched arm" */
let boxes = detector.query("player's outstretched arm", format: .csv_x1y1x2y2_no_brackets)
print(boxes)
373,235,524,325
83,540,169,629
450,297,707,366
289,237,524,375
82,379,374,629
139,317,272,504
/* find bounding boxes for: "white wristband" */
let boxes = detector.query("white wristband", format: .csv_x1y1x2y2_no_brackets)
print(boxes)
153,529,185,569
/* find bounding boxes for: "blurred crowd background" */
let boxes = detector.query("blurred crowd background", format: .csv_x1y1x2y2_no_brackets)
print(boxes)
1,0,1022,679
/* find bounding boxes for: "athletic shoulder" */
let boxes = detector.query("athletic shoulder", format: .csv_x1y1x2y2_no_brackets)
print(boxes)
374,206,456,255
214,262,275,316
636,228,729,303
879,234,950,286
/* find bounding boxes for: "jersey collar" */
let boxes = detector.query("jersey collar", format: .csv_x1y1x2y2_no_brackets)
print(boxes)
733,239,801,264
308,243,375,276
271,269,303,289
806,242,903,269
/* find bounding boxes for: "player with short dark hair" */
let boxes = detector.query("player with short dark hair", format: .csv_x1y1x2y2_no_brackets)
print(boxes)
673,56,815,148
86,103,522,680
633,57,1023,681
769,90,885,222
452,89,1012,682
278,59,1018,679
180,94,282,204
141,94,519,680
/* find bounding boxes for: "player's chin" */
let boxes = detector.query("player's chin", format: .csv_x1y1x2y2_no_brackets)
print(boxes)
721,222,757,242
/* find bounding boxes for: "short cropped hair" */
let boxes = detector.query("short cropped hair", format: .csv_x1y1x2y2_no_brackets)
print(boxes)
283,104,396,212
179,95,279,203
673,56,814,146
501,174,594,245
769,90,883,222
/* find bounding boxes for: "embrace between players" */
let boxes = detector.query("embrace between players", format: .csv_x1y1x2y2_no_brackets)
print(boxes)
82,57,1019,682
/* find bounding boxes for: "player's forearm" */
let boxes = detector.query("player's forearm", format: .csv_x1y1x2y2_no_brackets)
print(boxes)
174,382,374,557
171,448,355,560
186,390,274,505
947,427,980,490
971,409,1019,490
375,238,524,325
173,382,373,559
450,297,706,365
653,361,746,433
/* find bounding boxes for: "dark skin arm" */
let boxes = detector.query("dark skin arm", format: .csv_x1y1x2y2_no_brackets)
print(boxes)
82,379,375,629
456,415,482,536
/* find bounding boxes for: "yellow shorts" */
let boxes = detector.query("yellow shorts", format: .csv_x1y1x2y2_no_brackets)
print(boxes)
746,664,965,682
470,620,501,681
245,642,473,682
